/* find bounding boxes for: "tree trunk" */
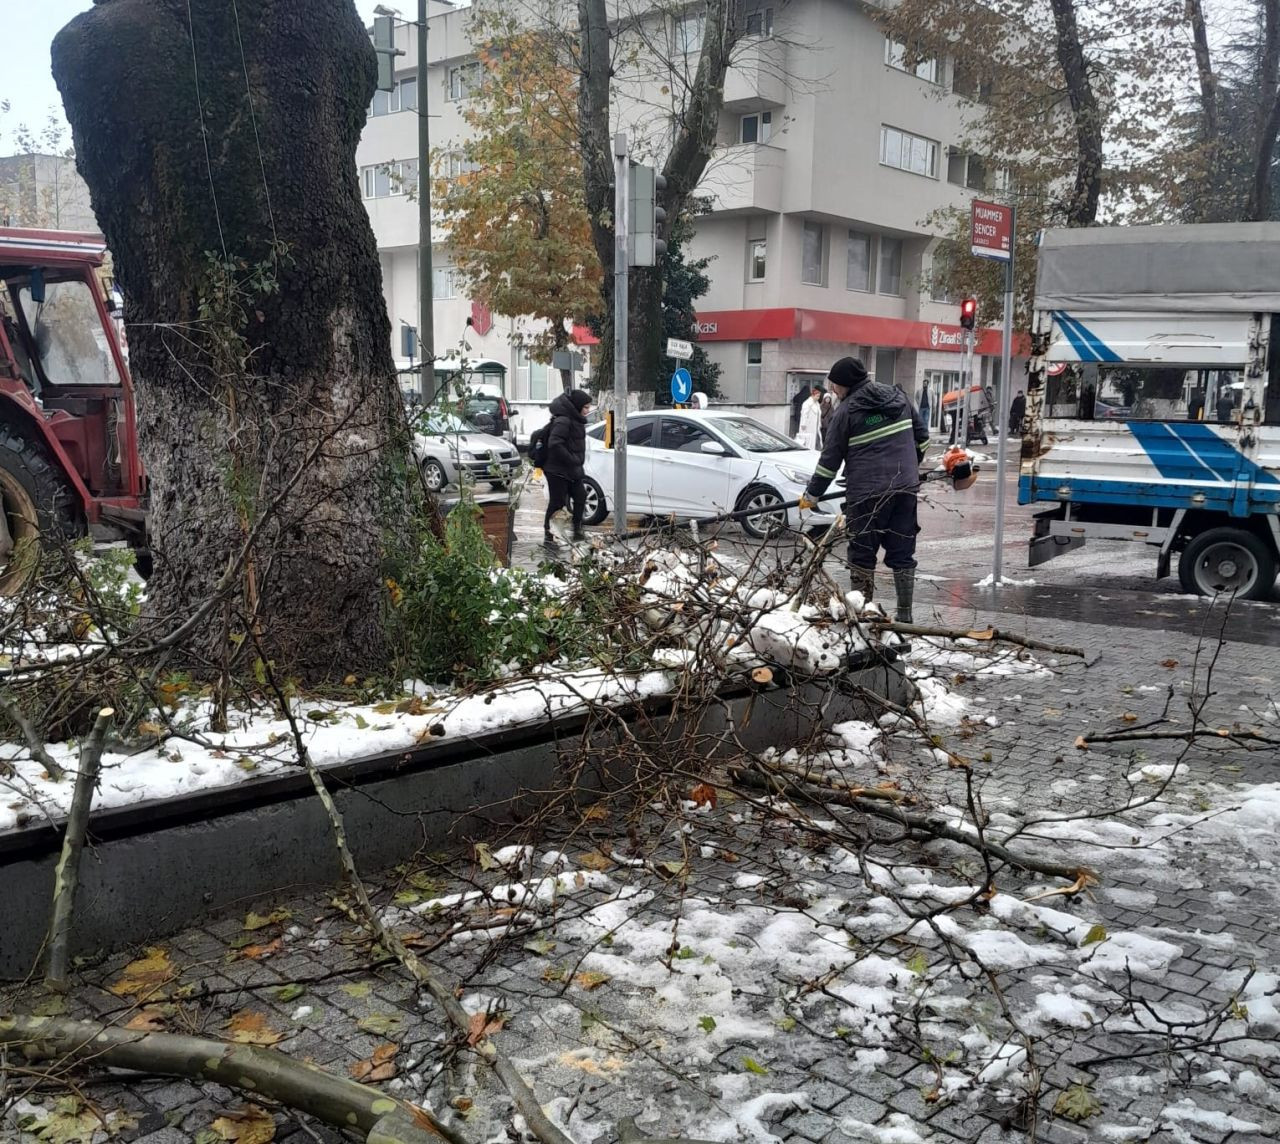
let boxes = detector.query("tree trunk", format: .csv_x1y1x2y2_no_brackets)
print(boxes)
1048,0,1103,226
577,0,736,393
1187,0,1217,143
51,0,405,682
1249,0,1280,220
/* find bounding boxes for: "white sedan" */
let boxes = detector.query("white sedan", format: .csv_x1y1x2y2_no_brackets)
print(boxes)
581,410,841,538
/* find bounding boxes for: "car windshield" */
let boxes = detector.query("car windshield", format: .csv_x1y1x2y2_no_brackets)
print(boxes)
713,416,804,452
419,412,478,435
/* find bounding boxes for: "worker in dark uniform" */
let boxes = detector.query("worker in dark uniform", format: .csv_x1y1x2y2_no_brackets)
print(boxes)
798,357,930,623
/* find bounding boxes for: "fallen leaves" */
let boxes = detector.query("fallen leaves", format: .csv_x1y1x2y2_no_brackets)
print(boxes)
571,970,610,991
466,1010,506,1045
240,939,282,961
357,1012,404,1036
689,782,717,809
206,1104,277,1144
575,850,612,871
350,1042,399,1083
1160,658,1178,669
242,908,291,931
1080,923,1108,947
1054,1081,1101,1121
223,1009,284,1046
124,1007,169,1032
109,947,176,1001
19,1098,137,1144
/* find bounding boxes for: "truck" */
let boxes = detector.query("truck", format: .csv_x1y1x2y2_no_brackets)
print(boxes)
1021,223,1280,600
0,227,145,590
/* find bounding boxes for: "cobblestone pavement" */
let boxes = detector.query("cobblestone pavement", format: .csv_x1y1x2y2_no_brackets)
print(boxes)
5,476,1280,1144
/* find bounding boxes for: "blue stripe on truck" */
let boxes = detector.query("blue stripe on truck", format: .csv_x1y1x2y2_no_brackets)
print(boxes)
1128,421,1279,486
1053,311,1124,363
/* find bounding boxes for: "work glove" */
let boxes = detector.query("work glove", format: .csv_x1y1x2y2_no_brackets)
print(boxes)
532,468,543,480
798,493,819,512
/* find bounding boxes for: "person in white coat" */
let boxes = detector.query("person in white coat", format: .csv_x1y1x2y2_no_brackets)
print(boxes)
797,386,824,449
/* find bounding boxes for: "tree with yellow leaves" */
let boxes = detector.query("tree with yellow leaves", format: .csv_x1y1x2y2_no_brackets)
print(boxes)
433,17,601,392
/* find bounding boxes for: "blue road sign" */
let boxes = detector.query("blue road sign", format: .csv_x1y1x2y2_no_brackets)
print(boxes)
671,367,693,404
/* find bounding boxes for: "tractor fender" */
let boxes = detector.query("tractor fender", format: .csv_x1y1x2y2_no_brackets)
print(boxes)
0,392,95,521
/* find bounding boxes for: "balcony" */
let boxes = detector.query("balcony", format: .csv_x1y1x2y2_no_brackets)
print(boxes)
723,36,788,111
702,143,784,215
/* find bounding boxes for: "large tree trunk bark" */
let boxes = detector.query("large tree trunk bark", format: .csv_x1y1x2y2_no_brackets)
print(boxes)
51,0,405,682
1048,0,1103,226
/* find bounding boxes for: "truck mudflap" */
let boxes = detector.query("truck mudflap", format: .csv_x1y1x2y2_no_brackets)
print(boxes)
1028,506,1084,567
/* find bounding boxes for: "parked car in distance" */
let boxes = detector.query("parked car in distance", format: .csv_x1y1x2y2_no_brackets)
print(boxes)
582,410,842,538
412,412,521,492
459,391,515,443
1095,400,1131,419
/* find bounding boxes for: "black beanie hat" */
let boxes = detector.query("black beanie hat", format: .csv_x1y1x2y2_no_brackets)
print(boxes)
828,357,869,390
569,388,592,411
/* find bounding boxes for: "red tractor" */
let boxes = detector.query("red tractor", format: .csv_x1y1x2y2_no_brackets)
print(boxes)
0,227,145,588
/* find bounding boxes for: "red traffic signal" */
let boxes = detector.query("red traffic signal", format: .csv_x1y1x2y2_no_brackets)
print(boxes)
959,298,977,330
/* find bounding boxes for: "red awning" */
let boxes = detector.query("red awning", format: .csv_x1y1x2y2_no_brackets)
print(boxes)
571,324,599,346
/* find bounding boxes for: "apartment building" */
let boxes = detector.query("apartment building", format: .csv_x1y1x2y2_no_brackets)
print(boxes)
0,153,96,232
358,1,1009,432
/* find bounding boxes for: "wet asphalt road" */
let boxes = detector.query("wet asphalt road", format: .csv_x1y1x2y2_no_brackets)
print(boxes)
518,444,1280,648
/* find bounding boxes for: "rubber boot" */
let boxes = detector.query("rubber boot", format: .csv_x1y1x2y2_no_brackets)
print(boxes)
893,567,915,624
543,530,560,549
572,527,587,543
849,565,875,604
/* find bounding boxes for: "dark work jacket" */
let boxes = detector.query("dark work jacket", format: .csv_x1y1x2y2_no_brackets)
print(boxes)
545,392,587,479
805,382,930,504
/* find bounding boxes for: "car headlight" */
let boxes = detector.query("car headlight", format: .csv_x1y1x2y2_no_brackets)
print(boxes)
776,464,811,485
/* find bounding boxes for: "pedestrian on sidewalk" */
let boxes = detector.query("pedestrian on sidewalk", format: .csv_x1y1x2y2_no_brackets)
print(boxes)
797,386,824,449
820,388,837,442
543,388,592,545
798,357,929,623
1008,389,1026,436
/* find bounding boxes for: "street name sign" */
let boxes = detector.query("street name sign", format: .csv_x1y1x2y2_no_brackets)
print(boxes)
666,337,694,360
971,199,1013,261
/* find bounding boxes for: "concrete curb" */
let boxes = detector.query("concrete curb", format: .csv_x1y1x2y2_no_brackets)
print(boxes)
0,664,907,979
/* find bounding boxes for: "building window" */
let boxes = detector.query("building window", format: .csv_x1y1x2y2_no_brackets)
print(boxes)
432,266,458,299
748,238,766,281
801,220,825,286
515,346,550,401
928,243,960,303
740,111,772,144
675,13,705,54
745,341,763,402
951,64,993,103
884,39,939,84
878,236,902,296
743,3,774,36
846,229,873,292
361,159,418,199
369,76,419,117
445,151,481,178
947,149,988,191
874,348,898,387
880,126,938,178
448,62,480,101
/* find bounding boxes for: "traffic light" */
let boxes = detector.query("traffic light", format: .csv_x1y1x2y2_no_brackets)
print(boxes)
629,164,668,266
959,298,977,329
373,15,398,93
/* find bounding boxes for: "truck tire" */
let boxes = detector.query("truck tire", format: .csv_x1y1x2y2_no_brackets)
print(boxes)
0,426,81,594
1177,527,1277,601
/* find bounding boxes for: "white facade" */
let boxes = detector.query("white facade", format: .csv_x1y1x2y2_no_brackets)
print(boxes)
358,0,1012,435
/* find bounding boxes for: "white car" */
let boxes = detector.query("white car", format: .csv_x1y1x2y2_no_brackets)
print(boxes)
581,410,841,538
412,412,521,493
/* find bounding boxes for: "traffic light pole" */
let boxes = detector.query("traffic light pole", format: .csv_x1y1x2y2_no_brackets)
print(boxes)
991,209,1017,586
612,133,629,535
416,0,435,404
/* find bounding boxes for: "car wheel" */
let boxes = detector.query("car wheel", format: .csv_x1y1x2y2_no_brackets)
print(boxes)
737,485,787,539
420,458,448,493
581,477,608,526
1177,527,1277,600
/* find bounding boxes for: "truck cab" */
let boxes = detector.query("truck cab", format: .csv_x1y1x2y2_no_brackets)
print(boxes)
0,228,144,588
1021,223,1280,600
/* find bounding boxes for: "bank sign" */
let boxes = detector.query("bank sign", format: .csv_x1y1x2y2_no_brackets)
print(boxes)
971,199,1013,261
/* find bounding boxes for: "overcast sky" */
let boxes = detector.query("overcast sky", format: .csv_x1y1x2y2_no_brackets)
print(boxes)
3,1,385,149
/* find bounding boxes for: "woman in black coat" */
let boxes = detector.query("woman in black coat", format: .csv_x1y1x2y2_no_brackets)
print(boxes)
543,388,592,543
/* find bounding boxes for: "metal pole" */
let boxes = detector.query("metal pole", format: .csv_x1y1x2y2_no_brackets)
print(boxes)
958,328,974,444
612,133,629,535
417,0,436,404
992,208,1017,587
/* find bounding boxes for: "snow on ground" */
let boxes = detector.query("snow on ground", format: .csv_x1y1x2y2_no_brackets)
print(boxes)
973,573,1037,588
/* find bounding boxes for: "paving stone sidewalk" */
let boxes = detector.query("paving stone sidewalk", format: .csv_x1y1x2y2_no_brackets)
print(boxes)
3,604,1278,1144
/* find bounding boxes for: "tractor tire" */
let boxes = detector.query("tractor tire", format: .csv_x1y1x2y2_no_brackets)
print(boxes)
1177,527,1277,601
0,426,82,594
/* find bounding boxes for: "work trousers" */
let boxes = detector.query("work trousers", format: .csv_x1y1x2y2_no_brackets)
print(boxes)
545,473,585,532
845,491,919,571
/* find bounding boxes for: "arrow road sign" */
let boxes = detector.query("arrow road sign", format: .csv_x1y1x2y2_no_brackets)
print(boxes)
670,367,693,404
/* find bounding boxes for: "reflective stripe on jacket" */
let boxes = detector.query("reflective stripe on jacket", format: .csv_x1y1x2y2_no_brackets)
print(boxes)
806,382,929,503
